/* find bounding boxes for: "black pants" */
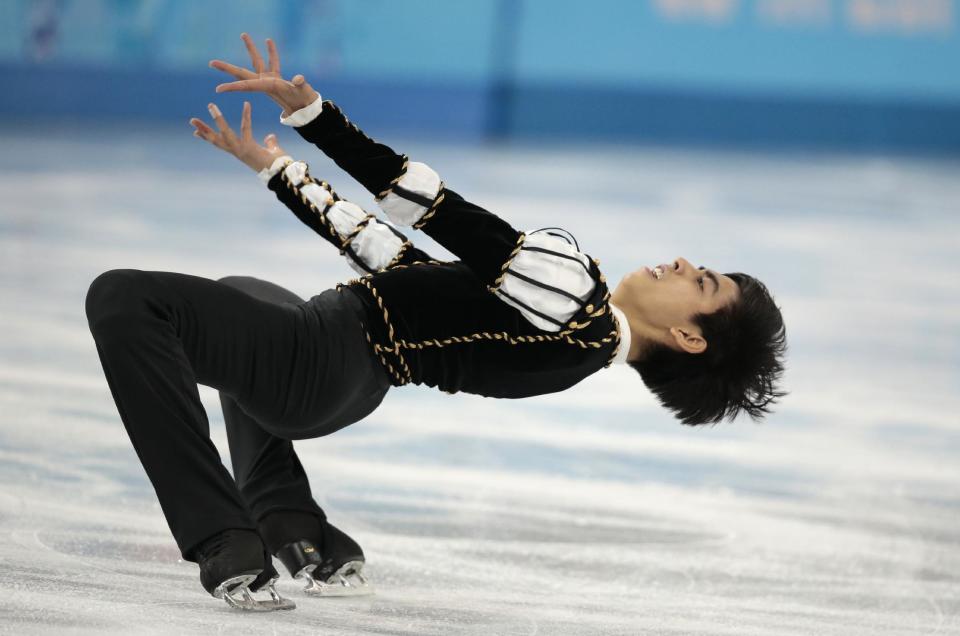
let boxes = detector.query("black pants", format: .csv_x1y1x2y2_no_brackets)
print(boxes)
84,270,390,560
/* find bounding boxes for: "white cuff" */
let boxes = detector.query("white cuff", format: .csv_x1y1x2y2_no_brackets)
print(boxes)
280,94,324,127
257,155,293,185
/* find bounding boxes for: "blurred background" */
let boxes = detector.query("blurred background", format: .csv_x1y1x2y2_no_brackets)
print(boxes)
1,1,959,634
2,0,959,151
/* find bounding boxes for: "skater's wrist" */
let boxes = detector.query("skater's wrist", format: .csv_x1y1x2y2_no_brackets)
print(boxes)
280,93,324,127
257,155,293,185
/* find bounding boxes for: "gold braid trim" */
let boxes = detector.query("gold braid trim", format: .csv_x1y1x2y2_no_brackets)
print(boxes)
387,259,452,270
393,299,617,351
558,289,612,333
375,156,409,201
324,100,410,204
349,280,616,353
282,164,394,272
564,331,618,349
603,309,622,368
393,328,617,351
337,282,404,382
364,330,403,383
352,277,412,384
486,233,526,294
411,186,446,230
383,241,412,270
341,260,449,281
281,164,339,239
339,214,376,250
340,270,619,380
330,101,383,146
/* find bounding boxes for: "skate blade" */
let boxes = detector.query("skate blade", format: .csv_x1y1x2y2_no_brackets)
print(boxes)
299,561,374,597
215,573,297,612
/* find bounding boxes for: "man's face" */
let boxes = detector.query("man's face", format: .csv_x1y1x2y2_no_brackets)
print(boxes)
611,257,740,351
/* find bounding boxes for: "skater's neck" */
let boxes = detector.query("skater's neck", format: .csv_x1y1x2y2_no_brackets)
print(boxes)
609,301,645,363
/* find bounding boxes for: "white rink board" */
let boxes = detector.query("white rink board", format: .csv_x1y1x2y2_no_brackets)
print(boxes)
0,122,958,635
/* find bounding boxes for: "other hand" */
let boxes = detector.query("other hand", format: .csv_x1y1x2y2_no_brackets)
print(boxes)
209,33,319,117
190,101,288,173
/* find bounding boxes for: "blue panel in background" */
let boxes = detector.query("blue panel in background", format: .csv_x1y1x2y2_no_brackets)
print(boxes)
515,0,960,100
502,0,960,151
336,0,498,81
3,0,959,152
4,0,497,80
505,83,960,153
0,62,491,140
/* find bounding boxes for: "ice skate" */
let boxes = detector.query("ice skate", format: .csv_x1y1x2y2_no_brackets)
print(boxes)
194,528,296,611
275,522,373,597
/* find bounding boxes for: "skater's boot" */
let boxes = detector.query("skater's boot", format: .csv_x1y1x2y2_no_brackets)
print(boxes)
260,510,373,597
192,528,296,611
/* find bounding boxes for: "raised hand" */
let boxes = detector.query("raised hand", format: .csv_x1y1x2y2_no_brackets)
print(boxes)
189,101,288,173
209,33,319,118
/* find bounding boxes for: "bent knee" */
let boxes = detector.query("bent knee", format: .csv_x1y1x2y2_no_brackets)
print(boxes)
216,275,256,287
216,275,265,299
217,275,304,304
85,269,152,333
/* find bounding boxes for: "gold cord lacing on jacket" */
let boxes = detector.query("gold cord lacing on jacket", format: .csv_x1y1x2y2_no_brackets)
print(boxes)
279,161,342,246
347,276,413,384
375,157,409,201
373,160,447,231
283,157,577,385
337,262,623,386
282,162,413,270
487,233,526,294
383,241,412,270
339,214,376,250
279,118,625,383
412,188,446,230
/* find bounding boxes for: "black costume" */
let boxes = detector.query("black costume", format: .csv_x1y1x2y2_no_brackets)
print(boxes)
84,99,625,561
270,100,623,396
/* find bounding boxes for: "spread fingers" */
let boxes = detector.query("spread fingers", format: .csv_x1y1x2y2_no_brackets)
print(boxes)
189,118,215,139
266,38,281,74
207,103,236,140
215,78,277,94
241,32,265,74
240,101,252,140
208,59,256,80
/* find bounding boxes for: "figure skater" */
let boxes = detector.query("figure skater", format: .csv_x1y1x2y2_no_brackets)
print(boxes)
84,33,786,611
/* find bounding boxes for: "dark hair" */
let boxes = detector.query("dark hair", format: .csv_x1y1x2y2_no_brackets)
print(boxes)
628,273,787,426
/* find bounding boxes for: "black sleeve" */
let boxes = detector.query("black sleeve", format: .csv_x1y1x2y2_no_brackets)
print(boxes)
266,163,437,274
293,101,407,199
292,101,524,289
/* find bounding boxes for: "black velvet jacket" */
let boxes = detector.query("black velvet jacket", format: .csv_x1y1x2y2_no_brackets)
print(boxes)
267,101,621,398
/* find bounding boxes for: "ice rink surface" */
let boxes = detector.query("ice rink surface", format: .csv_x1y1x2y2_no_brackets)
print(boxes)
0,120,958,635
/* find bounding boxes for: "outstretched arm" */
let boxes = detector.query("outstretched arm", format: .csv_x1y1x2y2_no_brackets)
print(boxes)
212,34,607,333
189,101,435,276
285,99,529,286
292,104,609,332
210,35,522,287
277,100,603,332
263,156,437,274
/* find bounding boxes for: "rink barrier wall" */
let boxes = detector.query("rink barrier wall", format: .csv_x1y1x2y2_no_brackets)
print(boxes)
4,64,959,154
503,83,960,154
2,64,490,141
